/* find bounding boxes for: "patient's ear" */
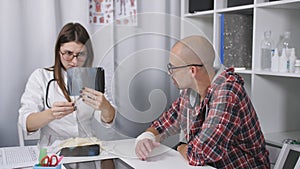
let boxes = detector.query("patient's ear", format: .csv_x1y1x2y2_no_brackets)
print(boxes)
190,66,197,75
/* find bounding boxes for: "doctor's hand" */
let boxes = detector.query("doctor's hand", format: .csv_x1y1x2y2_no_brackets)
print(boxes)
135,132,160,160
51,101,75,120
80,87,115,123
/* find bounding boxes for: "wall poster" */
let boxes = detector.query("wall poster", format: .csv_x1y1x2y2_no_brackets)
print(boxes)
114,0,137,26
89,0,137,26
89,0,114,25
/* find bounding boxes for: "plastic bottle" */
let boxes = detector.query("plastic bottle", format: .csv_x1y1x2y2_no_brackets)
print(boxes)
260,30,274,71
295,60,300,73
289,48,297,73
277,31,292,57
279,48,288,73
271,48,279,72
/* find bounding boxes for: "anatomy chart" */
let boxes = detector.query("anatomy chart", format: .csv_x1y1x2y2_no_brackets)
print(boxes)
90,0,137,26
114,0,137,26
89,0,114,25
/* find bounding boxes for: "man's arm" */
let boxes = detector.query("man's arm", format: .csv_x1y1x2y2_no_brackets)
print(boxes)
177,143,188,161
135,95,183,160
146,127,159,136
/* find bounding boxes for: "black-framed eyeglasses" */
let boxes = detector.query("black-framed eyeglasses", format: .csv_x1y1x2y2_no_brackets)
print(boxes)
167,63,204,74
60,50,87,62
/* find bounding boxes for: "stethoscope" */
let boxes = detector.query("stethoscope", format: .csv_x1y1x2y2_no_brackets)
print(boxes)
45,78,77,110
45,78,56,109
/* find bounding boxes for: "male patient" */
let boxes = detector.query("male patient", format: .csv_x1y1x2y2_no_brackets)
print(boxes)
135,35,270,168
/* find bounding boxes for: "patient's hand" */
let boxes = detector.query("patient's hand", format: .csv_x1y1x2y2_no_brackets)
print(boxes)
135,138,160,160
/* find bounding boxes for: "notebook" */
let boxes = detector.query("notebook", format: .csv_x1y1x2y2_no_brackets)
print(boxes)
0,146,38,169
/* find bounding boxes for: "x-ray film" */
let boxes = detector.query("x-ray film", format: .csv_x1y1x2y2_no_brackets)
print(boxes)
67,67,105,96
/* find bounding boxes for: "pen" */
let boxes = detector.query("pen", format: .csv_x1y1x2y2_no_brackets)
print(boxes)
57,155,64,164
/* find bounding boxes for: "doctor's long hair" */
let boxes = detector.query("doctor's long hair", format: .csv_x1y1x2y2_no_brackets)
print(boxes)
53,22,94,102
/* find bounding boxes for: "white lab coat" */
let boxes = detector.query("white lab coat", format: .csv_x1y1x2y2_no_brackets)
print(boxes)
18,68,114,147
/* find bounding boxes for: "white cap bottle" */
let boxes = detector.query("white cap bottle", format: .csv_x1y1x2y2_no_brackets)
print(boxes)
289,48,297,73
295,60,300,73
271,48,279,72
279,48,288,73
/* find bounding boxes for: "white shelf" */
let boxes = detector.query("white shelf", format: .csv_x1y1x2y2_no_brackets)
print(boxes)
265,130,300,147
254,71,300,78
184,11,214,17
235,69,252,74
256,0,300,9
216,4,254,13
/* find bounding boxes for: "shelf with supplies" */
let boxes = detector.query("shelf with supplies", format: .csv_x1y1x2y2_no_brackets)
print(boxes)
264,130,300,168
235,69,252,74
265,130,300,147
181,0,300,166
254,71,300,78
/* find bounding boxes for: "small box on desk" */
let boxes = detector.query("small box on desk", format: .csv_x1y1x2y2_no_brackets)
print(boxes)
188,0,214,13
33,164,61,169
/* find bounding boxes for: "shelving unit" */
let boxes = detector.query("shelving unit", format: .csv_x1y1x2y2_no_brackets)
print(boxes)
181,0,300,167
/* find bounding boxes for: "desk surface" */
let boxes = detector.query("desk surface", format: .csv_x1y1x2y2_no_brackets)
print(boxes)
1,139,215,169
102,139,215,169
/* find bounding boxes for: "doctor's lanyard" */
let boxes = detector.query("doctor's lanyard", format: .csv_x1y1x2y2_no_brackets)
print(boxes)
45,78,56,109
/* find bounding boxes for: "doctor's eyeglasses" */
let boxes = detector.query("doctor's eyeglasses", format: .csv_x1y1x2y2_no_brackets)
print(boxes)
60,50,87,62
167,63,204,74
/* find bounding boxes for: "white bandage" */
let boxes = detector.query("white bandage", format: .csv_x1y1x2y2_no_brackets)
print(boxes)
135,131,155,147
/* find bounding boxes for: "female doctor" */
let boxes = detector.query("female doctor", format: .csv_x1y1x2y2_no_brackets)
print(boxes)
18,22,115,168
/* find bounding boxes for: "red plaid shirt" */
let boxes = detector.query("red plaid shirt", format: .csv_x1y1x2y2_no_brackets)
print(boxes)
151,67,270,169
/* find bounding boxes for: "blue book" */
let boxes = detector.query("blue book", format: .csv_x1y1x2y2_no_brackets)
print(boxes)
220,14,224,64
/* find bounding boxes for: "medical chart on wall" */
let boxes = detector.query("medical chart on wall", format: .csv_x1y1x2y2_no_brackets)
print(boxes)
114,0,137,26
89,0,114,25
89,0,137,26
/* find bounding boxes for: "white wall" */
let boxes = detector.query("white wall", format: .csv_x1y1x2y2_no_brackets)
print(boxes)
0,0,91,147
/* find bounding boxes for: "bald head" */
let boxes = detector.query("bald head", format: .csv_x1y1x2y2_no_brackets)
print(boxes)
171,35,215,67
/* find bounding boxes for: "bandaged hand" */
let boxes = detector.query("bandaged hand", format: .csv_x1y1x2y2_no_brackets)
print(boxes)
51,101,75,120
135,131,160,160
